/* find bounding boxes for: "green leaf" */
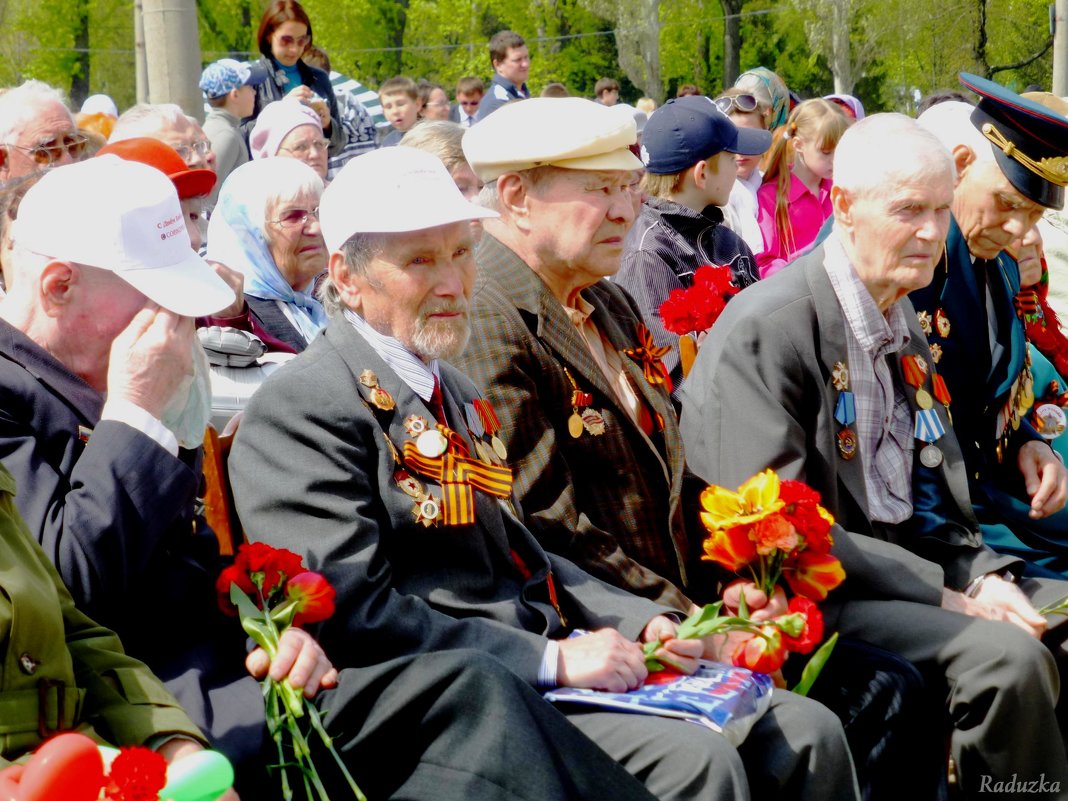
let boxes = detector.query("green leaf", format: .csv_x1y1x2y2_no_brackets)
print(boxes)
791,632,838,697
675,601,724,640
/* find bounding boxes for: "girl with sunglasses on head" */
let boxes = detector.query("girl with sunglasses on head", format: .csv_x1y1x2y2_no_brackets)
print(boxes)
755,98,852,278
242,0,343,159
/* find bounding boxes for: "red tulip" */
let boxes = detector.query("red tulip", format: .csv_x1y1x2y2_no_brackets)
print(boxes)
778,596,824,654
700,524,757,572
287,571,337,625
784,552,845,601
730,626,786,674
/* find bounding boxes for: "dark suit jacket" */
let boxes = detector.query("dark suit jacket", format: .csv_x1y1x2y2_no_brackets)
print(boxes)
0,319,264,764
458,235,694,611
245,296,310,353
679,244,1018,609
229,315,673,685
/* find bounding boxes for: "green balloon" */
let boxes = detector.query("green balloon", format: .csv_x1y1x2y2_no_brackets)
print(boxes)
161,750,235,801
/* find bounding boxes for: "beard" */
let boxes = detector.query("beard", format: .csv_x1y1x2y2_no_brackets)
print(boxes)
410,300,470,362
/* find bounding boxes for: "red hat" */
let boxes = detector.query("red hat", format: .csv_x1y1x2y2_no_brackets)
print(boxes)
96,137,216,199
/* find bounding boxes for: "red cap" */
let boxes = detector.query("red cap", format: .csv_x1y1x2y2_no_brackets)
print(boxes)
96,137,216,199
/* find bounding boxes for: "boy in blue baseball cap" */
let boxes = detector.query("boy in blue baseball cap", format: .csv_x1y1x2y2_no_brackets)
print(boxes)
616,95,771,395
200,59,268,203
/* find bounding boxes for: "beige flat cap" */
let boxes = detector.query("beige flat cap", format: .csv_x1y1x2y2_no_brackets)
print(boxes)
462,97,643,181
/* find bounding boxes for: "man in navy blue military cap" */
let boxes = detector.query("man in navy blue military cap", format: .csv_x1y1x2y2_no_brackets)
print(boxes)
911,76,1068,584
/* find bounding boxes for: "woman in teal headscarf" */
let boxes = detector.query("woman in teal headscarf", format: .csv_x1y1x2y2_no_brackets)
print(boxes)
734,67,791,132
206,157,328,353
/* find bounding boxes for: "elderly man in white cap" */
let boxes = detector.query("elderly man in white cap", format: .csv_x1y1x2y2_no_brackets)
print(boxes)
0,80,87,182
228,145,857,801
0,156,338,798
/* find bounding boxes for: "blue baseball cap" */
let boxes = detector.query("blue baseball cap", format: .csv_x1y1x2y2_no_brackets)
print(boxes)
639,96,772,175
960,72,1068,209
199,59,268,100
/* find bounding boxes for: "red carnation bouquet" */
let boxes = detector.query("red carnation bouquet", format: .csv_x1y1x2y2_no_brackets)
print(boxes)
658,265,740,337
645,470,845,692
217,543,365,801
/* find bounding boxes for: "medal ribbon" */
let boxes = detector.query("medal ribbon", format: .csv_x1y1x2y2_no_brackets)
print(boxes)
473,399,501,435
623,324,673,392
901,355,927,388
403,441,513,526
932,374,951,407
913,409,946,443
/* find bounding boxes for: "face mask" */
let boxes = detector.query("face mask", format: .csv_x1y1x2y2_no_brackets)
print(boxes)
161,339,212,449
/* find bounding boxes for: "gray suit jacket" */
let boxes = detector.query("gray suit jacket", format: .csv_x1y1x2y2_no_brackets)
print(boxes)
229,315,672,685
679,245,1018,611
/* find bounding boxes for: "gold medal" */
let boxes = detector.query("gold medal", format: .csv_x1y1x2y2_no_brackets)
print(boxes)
404,414,429,437
416,429,448,458
394,470,425,499
568,413,584,438
370,386,396,411
359,369,379,388
475,439,498,464
916,311,933,336
832,361,850,391
837,428,858,460
935,309,950,338
915,388,934,410
491,435,508,460
929,343,943,364
413,497,441,527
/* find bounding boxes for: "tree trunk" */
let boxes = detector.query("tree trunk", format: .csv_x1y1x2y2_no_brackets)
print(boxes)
830,0,853,94
70,0,90,108
721,0,742,87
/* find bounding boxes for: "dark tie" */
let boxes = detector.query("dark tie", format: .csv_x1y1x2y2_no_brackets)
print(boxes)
429,377,448,425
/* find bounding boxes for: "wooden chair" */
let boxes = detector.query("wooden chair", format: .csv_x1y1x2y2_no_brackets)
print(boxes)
201,412,243,556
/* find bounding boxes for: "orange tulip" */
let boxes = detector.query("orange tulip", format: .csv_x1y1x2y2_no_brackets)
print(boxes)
701,524,758,571
784,552,845,601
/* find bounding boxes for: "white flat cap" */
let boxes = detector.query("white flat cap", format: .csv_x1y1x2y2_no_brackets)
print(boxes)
462,97,644,181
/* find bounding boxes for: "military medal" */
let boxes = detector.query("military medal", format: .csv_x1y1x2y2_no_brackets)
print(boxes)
929,343,943,364
581,408,607,436
916,310,933,336
77,425,92,443
568,413,584,438
1034,404,1068,439
414,496,441,527
919,444,944,468
935,309,950,338
394,468,425,498
914,409,946,468
359,369,396,411
472,399,508,460
404,414,429,437
416,428,449,458
563,367,605,438
832,360,857,461
933,373,952,425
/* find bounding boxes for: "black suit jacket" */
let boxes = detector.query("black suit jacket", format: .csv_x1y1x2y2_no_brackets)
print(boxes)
246,296,310,353
0,319,265,763
229,315,673,685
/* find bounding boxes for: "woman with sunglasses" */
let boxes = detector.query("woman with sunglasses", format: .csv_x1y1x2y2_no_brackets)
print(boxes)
244,0,343,159
204,158,329,354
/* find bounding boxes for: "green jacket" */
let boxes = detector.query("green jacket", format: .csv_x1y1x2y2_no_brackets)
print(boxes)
0,464,204,765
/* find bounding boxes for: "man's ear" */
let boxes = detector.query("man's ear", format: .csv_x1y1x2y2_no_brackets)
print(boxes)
830,185,853,230
497,172,533,233
328,251,362,313
952,144,975,183
0,146,8,181
39,260,77,315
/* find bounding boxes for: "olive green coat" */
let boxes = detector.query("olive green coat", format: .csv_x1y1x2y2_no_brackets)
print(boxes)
0,465,203,765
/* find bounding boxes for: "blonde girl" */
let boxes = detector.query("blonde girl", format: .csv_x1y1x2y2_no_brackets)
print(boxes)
755,99,852,277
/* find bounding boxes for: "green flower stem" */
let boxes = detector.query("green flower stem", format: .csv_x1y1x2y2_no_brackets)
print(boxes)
1039,596,1068,616
306,703,368,801
268,682,294,801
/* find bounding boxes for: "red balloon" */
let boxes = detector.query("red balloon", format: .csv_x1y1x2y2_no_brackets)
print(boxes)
13,733,103,801
0,774,21,801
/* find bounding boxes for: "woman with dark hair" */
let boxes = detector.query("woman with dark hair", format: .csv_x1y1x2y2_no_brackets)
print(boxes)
244,0,343,155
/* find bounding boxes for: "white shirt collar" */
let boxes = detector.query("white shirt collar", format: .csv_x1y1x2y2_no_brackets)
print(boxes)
343,309,439,402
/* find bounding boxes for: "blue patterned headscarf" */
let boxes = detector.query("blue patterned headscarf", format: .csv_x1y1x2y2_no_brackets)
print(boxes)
735,67,791,131
207,158,328,343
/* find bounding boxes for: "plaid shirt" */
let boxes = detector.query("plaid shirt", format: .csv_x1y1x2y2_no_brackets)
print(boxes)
824,234,914,524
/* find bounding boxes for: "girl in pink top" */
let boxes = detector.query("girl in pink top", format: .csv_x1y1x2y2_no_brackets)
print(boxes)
756,99,852,277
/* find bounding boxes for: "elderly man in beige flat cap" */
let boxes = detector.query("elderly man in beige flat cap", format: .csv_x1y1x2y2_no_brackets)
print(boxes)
455,97,859,801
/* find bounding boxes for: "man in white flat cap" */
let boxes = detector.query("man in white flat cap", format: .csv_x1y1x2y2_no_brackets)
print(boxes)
0,156,337,798
228,143,857,800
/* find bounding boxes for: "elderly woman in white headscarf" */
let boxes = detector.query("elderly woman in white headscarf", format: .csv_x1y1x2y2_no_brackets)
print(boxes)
250,98,329,180
204,157,327,353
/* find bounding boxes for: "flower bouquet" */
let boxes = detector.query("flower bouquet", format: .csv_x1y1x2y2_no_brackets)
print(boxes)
0,732,233,801
216,543,365,801
645,470,845,694
657,265,740,377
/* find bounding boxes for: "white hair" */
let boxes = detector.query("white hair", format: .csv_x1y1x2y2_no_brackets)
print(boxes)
0,81,73,145
833,113,955,198
916,101,993,163
109,103,190,143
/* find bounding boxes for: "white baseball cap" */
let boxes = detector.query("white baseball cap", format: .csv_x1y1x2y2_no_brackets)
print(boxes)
319,146,498,251
11,156,235,317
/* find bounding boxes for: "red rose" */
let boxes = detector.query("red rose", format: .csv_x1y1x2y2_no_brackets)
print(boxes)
105,747,167,801
286,571,337,625
778,596,824,654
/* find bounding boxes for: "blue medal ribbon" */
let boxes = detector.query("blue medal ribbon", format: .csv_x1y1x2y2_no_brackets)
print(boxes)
913,409,945,444
834,392,856,426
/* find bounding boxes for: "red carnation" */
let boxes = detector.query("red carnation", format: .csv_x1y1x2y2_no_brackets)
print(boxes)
657,265,739,336
105,747,167,801
660,288,702,335
778,596,824,654
233,543,306,599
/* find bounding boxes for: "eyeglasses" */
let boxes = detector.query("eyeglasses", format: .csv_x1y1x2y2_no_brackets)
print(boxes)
270,206,320,228
458,100,481,109
277,34,311,48
280,138,329,157
425,101,450,109
173,140,212,163
714,94,759,115
6,133,88,166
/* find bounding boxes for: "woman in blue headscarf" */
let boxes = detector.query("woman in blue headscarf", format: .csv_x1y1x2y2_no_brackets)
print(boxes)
205,157,327,352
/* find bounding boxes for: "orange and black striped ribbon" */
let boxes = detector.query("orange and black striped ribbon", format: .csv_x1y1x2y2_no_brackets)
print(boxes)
624,324,673,392
403,441,513,526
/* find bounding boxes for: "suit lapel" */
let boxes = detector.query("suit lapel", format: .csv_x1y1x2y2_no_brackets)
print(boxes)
804,250,871,518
